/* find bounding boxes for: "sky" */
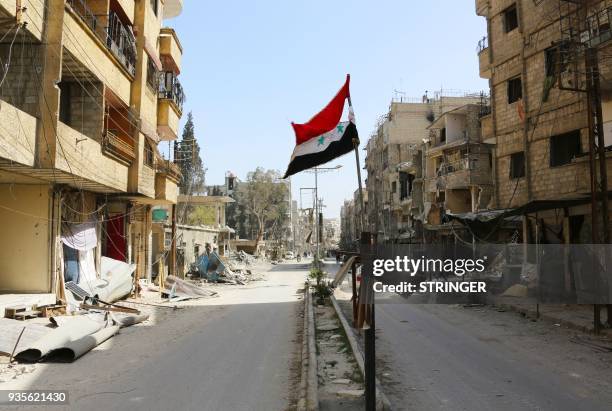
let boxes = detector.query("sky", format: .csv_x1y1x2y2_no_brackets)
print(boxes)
166,0,488,218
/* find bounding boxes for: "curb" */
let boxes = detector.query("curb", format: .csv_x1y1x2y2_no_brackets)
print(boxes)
330,295,393,411
298,284,319,411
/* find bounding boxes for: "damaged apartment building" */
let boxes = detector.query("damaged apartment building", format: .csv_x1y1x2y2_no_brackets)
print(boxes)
361,92,490,243
470,0,612,323
474,0,612,241
0,0,186,306
423,103,494,241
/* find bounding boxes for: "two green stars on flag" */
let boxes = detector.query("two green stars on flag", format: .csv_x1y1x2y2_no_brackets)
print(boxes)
317,123,345,146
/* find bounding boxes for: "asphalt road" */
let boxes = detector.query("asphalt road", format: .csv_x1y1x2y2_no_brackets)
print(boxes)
325,259,612,411
2,261,308,411
376,303,612,411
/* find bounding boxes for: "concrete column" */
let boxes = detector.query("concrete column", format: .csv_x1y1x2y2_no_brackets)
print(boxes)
35,0,65,168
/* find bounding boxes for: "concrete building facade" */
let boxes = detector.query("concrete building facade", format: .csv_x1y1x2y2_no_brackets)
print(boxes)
0,0,185,299
476,0,612,246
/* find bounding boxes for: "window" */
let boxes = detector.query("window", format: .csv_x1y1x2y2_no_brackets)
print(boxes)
391,181,397,193
550,130,581,167
146,57,158,91
440,128,446,144
545,42,570,77
150,0,158,16
58,82,71,124
399,172,414,200
507,77,522,103
509,151,525,179
504,4,518,33
383,147,389,169
144,141,155,167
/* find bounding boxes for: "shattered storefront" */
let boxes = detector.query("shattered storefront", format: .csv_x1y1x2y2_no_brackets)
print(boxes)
0,187,146,307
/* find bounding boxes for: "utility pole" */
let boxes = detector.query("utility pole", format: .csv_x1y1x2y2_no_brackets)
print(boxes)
557,0,611,333
305,166,343,265
315,167,319,266
585,47,611,332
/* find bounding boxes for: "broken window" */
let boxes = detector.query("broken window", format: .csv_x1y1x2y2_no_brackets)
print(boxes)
545,44,569,78
391,181,397,193
440,128,446,144
509,151,525,179
550,130,581,167
504,4,519,33
399,172,414,200
507,77,522,104
59,82,71,124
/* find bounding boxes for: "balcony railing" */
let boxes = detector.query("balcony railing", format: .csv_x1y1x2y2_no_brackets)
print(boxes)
477,36,488,53
67,0,137,76
157,159,182,181
158,72,185,112
102,129,136,163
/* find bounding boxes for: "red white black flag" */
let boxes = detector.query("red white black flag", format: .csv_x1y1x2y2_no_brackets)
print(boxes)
283,75,358,178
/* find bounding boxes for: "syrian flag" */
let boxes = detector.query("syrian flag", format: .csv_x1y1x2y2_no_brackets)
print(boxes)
283,75,358,178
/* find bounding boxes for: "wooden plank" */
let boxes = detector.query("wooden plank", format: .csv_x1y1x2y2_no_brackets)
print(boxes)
80,303,140,314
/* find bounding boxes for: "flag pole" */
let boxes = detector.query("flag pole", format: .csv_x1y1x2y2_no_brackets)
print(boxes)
348,94,366,233
348,91,376,411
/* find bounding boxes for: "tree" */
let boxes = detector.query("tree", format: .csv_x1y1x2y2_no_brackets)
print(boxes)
177,112,205,195
233,168,290,250
176,112,206,222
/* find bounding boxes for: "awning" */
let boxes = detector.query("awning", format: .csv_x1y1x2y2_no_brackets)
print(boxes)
444,194,612,234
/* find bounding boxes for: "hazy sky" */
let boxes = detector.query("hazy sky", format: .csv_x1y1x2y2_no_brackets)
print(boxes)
167,0,487,218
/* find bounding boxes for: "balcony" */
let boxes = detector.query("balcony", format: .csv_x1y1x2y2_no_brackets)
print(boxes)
480,114,494,144
55,122,129,192
156,159,182,182
66,0,136,77
477,36,491,79
155,160,181,204
428,154,492,191
159,72,185,112
0,0,45,40
163,0,183,19
159,28,183,73
102,129,136,164
157,73,185,140
475,0,488,17
0,99,37,168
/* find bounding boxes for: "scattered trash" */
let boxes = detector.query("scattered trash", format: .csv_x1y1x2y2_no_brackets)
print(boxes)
163,276,218,299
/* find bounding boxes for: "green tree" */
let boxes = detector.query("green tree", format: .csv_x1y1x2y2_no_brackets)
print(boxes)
177,112,205,195
233,168,290,250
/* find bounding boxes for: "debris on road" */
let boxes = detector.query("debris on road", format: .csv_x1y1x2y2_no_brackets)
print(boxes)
163,275,218,299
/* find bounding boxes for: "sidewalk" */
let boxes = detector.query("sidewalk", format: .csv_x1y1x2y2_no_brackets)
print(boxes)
489,296,612,336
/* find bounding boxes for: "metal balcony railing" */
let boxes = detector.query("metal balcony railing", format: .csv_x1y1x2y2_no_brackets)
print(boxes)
158,72,186,112
102,129,136,163
477,36,488,53
67,0,137,76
